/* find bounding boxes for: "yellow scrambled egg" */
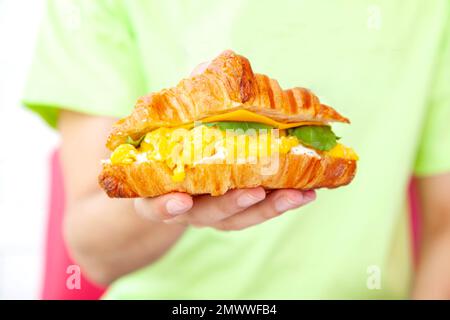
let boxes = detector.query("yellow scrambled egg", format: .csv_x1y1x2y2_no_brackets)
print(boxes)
110,125,358,182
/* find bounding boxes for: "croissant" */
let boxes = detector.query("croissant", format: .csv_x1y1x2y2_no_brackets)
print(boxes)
99,50,357,197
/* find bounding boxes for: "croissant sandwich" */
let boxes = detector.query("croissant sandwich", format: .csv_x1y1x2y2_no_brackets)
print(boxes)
99,50,358,197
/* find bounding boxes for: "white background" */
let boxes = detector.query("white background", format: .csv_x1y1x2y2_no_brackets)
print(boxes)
0,0,59,299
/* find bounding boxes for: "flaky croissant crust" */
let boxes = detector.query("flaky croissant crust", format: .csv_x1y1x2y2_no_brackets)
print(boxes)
99,153,356,198
106,50,349,150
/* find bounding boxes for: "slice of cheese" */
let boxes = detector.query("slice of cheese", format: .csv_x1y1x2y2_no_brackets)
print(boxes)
177,110,323,129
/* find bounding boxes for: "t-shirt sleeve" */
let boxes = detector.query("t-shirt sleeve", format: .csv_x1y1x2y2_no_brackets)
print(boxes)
22,0,146,128
413,16,450,176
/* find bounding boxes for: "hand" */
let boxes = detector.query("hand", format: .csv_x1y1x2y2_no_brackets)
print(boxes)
134,188,316,231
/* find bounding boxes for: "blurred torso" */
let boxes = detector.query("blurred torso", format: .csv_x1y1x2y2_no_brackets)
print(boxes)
104,0,449,299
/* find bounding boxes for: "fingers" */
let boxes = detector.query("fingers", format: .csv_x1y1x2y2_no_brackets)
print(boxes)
134,193,194,221
166,187,266,226
213,189,316,231
134,188,316,232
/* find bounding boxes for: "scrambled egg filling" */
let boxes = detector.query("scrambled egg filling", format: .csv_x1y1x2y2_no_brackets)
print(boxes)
110,125,358,182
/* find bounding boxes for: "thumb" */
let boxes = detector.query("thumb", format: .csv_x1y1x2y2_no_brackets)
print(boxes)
134,193,193,221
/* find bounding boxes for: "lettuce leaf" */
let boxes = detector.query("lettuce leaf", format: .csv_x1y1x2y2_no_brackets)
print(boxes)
126,135,145,147
288,126,339,151
202,121,274,131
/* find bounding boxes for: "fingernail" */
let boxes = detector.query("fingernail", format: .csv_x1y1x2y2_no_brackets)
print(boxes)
166,199,190,215
303,190,316,203
237,192,264,208
275,194,305,212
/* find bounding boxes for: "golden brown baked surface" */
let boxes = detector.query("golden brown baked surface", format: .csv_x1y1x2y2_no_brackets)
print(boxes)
99,153,357,197
106,50,349,151
99,50,357,197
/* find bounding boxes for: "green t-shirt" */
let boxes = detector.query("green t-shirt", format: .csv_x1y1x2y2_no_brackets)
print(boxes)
24,0,450,299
